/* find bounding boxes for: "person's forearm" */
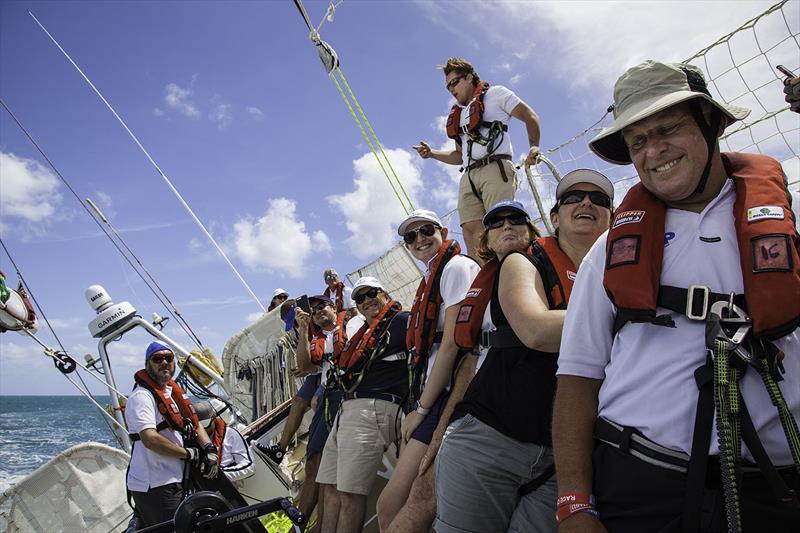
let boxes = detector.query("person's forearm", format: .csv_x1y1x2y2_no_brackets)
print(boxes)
195,424,212,447
430,149,463,166
552,375,602,494
141,430,190,458
295,334,313,370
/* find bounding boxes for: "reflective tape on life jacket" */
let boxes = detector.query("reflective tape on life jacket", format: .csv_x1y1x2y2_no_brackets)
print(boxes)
324,281,346,313
309,311,349,364
131,369,200,435
604,152,800,340
406,238,460,360
454,240,574,350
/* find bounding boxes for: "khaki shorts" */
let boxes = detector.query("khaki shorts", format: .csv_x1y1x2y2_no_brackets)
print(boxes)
458,158,518,224
315,398,400,495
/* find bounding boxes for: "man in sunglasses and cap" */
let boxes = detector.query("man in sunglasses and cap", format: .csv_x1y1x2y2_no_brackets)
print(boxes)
125,341,218,527
323,269,356,315
413,57,542,259
553,60,800,532
318,276,410,533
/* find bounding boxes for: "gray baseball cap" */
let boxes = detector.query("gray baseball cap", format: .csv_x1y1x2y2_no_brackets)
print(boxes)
589,61,750,165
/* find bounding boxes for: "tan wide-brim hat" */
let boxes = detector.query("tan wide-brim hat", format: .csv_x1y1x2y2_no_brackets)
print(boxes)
589,61,751,165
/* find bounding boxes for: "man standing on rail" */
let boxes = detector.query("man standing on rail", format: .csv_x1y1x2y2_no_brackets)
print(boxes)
413,58,542,258
552,60,800,532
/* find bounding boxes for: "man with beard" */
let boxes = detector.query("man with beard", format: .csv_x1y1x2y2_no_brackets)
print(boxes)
125,341,218,527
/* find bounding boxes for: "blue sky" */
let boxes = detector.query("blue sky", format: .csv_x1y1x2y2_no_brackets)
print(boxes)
1,0,797,395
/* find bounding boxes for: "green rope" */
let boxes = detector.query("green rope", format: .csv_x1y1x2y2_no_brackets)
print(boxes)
758,361,800,473
328,71,410,214
335,67,415,212
713,339,743,532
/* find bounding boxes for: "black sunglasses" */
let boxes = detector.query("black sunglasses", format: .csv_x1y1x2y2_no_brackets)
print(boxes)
446,75,465,90
485,214,529,230
559,190,612,208
354,288,381,304
311,302,331,313
403,224,439,245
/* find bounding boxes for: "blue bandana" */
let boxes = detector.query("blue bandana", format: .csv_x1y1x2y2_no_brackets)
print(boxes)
145,340,172,362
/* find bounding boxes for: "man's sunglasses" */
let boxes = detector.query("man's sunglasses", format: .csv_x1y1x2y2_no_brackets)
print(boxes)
354,288,381,304
446,75,465,91
559,190,612,209
311,302,331,313
485,215,529,230
403,224,439,245
150,354,174,365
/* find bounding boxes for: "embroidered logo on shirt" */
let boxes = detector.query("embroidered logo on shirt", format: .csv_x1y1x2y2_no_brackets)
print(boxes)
664,232,676,247
747,205,784,222
612,210,645,228
699,236,722,243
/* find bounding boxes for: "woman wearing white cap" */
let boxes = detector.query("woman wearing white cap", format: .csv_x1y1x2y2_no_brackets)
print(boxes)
377,209,480,532
433,177,612,533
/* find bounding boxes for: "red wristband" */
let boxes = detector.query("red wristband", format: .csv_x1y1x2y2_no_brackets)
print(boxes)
555,492,597,524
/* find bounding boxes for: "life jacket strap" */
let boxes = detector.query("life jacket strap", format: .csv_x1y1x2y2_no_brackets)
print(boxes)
128,420,170,442
480,325,525,349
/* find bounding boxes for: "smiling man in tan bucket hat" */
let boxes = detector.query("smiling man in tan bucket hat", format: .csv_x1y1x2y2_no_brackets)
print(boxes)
552,60,800,532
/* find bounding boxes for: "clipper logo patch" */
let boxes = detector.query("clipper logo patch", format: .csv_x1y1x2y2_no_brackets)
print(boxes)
607,235,641,269
465,288,482,299
567,270,577,281
751,234,792,272
457,305,473,323
747,205,784,222
612,210,645,229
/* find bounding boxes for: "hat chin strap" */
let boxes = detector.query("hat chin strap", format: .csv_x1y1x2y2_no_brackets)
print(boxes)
686,99,723,196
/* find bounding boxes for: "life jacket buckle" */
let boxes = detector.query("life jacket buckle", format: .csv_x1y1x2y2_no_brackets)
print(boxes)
480,329,492,348
686,284,710,321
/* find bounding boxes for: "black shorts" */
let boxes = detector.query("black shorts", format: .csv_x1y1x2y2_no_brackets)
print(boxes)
307,389,343,459
411,391,449,445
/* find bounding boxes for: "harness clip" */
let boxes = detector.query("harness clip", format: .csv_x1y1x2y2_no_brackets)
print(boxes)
709,300,753,363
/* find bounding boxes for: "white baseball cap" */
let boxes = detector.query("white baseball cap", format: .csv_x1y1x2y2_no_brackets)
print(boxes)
352,276,386,297
556,169,615,201
272,288,289,298
397,209,443,236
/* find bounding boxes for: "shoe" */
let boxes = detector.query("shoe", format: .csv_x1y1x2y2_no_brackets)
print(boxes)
256,442,285,464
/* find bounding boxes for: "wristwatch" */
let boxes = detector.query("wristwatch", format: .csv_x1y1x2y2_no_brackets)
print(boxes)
415,401,431,416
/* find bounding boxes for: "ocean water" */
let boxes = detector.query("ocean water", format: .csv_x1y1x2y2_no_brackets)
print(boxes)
0,395,120,493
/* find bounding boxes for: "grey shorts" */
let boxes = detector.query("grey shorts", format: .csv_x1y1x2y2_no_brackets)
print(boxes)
434,414,557,533
315,398,401,495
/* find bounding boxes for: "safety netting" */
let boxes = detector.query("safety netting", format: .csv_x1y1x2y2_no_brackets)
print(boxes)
0,443,131,533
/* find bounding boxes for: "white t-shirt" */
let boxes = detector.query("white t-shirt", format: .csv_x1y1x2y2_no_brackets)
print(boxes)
458,84,522,162
125,385,185,492
320,315,365,384
558,179,800,463
218,426,255,482
329,286,354,311
420,254,480,382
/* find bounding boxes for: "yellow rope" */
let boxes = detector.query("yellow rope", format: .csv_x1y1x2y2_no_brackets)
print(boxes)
329,70,411,214
335,67,415,212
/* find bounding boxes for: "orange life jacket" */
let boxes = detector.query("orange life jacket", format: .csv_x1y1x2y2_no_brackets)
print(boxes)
324,281,346,313
337,299,402,372
604,152,800,340
446,80,491,144
209,417,226,464
454,239,574,349
309,311,350,364
132,369,200,435
406,238,460,360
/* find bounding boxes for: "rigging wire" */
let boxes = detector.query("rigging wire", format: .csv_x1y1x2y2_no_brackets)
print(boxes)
0,97,203,351
28,10,267,313
292,0,414,214
0,237,119,438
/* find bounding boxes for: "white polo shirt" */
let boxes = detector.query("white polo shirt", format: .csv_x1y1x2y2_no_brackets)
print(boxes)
458,84,522,162
421,254,480,381
558,179,800,463
125,385,185,492
218,426,255,483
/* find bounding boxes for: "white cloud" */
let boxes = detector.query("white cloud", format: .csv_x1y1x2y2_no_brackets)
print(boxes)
164,83,200,118
245,311,265,324
328,148,424,259
153,107,165,117
510,73,523,86
233,197,331,278
0,152,62,222
210,103,233,129
246,106,264,120
92,190,115,218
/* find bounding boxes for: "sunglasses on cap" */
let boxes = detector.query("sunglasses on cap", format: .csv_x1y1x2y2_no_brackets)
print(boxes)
353,288,381,304
446,75,465,91
485,214,529,230
403,223,439,245
150,353,174,365
558,190,612,208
